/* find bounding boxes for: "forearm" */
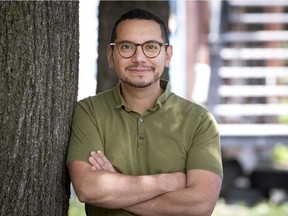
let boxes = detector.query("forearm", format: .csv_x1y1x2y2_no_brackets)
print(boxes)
69,161,185,209
81,171,174,208
125,170,222,216
125,188,213,216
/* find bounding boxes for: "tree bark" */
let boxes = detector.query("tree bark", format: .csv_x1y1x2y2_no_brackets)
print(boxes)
97,0,170,93
0,2,79,215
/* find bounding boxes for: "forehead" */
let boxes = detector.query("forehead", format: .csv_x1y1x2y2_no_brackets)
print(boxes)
116,19,163,42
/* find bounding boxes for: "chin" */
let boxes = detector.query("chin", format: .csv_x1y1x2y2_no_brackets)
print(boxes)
120,73,161,88
124,81,152,88
122,77,160,88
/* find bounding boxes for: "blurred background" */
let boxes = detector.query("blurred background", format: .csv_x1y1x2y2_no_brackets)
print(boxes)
72,0,288,215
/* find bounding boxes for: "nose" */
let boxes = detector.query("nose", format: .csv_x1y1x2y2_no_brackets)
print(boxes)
132,45,146,62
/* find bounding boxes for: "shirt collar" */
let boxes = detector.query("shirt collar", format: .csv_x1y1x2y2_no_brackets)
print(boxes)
113,79,171,111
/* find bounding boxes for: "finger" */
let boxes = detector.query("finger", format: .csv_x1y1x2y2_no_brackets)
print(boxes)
90,151,97,159
88,154,97,166
96,150,116,172
94,150,110,170
89,158,102,171
90,151,104,167
89,152,103,171
96,150,111,164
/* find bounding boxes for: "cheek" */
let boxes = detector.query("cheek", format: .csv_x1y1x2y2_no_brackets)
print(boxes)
113,60,126,74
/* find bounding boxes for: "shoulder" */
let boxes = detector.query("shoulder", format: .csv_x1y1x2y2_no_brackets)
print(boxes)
75,88,116,118
168,93,208,116
166,93,218,129
79,88,115,107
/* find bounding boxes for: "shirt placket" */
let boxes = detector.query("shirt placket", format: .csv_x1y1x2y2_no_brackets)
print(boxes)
137,116,145,148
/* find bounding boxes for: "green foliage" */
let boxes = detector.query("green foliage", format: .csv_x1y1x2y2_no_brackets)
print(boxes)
278,98,288,124
249,202,288,216
279,115,288,124
273,144,288,164
68,202,85,216
213,199,288,216
68,188,86,216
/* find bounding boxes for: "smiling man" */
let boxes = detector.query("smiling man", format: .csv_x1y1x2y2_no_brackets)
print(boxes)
67,8,223,216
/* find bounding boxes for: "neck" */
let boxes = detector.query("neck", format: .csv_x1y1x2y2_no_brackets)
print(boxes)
120,81,164,115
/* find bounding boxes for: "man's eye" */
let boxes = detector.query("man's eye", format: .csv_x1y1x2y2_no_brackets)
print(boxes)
120,43,134,50
145,43,160,51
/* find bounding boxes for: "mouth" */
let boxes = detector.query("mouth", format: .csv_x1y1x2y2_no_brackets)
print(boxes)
126,66,153,74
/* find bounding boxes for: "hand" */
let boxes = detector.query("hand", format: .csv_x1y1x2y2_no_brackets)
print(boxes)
89,150,117,173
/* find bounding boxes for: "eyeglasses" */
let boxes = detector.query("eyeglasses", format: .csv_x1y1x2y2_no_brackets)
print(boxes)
110,41,169,59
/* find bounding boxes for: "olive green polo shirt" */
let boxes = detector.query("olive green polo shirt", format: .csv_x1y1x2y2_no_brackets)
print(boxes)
67,80,222,216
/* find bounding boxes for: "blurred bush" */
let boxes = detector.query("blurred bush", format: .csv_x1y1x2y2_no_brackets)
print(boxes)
274,144,288,165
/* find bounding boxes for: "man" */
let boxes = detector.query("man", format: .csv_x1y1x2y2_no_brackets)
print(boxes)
67,8,222,216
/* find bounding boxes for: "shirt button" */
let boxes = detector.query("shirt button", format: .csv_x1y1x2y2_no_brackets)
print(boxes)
139,118,143,123
139,136,144,140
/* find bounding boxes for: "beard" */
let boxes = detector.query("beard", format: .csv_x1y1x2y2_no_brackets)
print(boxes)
119,65,161,88
120,73,161,88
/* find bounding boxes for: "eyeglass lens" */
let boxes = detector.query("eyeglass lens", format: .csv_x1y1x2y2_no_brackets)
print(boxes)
117,42,163,58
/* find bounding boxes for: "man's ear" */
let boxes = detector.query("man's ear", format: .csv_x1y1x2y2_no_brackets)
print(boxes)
107,46,114,68
164,45,173,67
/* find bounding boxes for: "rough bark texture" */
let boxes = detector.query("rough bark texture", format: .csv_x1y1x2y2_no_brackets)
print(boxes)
0,2,79,215
97,0,170,93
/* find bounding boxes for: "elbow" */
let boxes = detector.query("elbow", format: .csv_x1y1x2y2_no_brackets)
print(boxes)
193,200,218,216
72,175,104,205
198,208,214,216
77,190,90,204
187,208,213,216
77,193,87,203
75,184,107,207
77,190,119,209
74,183,96,204
68,161,112,206
184,201,216,216
73,176,118,209
196,203,217,216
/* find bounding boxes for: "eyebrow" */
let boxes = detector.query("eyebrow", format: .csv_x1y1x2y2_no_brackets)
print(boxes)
115,40,165,44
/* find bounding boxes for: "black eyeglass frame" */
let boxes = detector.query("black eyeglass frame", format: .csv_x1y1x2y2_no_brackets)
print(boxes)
110,41,169,59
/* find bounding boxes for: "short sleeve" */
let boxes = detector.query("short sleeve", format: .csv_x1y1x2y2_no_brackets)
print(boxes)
66,99,104,165
186,112,223,178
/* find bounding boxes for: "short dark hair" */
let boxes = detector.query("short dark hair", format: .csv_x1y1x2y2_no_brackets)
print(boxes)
110,8,170,44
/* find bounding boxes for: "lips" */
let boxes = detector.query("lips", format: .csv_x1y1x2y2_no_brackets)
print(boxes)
126,66,153,73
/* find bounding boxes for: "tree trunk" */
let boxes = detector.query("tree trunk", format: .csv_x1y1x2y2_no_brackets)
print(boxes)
97,0,170,93
0,2,79,215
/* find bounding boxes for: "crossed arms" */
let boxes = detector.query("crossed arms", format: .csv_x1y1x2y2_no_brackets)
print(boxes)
68,150,222,216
